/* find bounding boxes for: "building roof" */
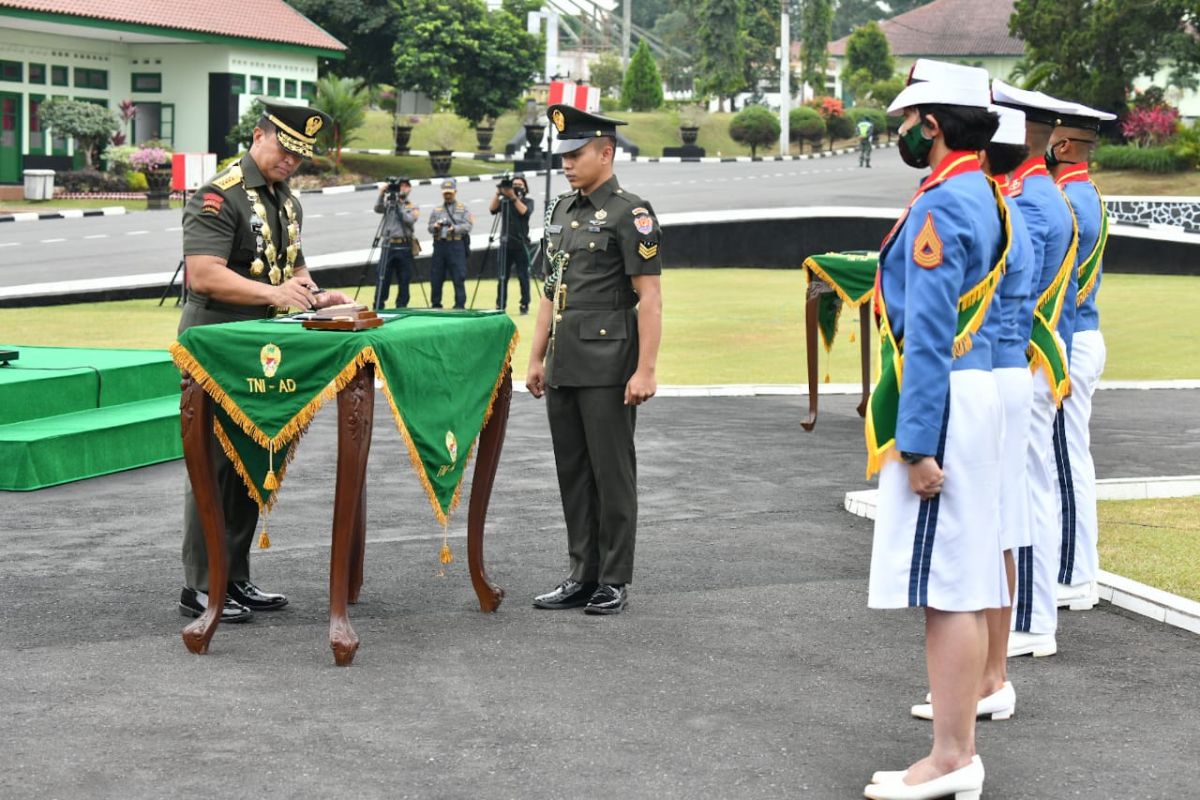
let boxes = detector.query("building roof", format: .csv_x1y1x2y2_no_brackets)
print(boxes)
0,0,346,53
828,0,1024,58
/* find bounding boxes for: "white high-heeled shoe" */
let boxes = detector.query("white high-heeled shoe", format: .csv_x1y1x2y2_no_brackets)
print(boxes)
911,681,1015,721
870,755,981,785
864,756,983,799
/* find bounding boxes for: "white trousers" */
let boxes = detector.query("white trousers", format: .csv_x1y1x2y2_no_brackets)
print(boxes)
869,370,1007,612
1013,368,1059,635
996,368,1034,552
1057,329,1106,587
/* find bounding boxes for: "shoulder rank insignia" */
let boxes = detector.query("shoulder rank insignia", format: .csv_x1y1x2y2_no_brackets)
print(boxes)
201,192,224,216
913,212,943,269
638,241,658,260
213,166,242,191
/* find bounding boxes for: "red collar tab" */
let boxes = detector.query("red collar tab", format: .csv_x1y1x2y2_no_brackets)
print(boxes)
919,151,981,192
1015,156,1049,182
993,173,1011,196
1055,162,1091,186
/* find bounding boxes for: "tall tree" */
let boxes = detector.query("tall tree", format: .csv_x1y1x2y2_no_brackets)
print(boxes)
287,0,403,87
840,20,893,99
798,0,835,97
613,0,673,33
393,0,485,101
1010,0,1200,115
621,40,665,111
696,0,746,109
313,75,369,166
653,2,700,93
589,51,626,97
451,7,543,125
741,0,781,102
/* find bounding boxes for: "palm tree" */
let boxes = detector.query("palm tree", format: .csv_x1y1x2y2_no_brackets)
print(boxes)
313,75,369,168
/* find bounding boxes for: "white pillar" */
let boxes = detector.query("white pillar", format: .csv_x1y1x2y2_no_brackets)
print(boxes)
779,7,790,156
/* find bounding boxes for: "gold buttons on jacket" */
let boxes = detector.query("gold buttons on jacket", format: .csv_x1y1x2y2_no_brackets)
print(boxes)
599,329,608,336
588,241,595,250
555,314,563,322
570,221,580,229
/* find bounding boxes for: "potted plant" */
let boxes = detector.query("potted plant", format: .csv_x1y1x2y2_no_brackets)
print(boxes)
423,114,467,177
130,144,173,210
394,114,419,155
474,116,496,154
678,104,707,145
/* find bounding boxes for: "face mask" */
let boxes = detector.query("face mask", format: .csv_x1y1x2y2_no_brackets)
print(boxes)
898,123,933,169
1044,141,1079,168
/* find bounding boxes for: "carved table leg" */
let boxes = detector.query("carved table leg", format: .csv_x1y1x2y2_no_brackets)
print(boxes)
348,485,366,605
857,309,871,418
801,290,821,432
329,364,374,666
466,370,511,612
179,377,228,655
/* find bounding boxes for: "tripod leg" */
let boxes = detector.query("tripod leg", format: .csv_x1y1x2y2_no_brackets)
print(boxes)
159,259,185,307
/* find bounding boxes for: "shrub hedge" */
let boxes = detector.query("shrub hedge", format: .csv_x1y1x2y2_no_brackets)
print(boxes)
1093,145,1191,174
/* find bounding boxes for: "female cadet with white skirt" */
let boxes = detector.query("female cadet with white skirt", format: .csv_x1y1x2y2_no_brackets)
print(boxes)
862,59,1009,800
908,105,1034,725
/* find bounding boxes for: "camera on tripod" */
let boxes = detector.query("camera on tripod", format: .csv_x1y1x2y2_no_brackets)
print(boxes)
385,176,406,196
496,171,514,191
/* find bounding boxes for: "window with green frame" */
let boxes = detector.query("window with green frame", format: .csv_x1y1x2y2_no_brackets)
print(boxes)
267,77,280,97
131,73,162,93
0,60,22,82
250,75,264,94
74,68,108,90
230,74,246,94
284,79,297,98
29,63,45,85
51,65,68,86
300,81,316,101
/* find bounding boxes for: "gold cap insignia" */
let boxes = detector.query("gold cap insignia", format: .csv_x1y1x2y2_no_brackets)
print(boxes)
305,115,323,136
260,343,282,378
551,109,566,133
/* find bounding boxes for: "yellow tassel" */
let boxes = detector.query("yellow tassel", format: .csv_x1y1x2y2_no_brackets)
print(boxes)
258,525,271,549
264,469,279,491
439,542,453,564
824,373,831,384
849,330,857,343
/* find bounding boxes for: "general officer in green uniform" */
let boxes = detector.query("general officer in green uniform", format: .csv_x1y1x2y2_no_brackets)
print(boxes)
177,99,352,622
526,104,663,615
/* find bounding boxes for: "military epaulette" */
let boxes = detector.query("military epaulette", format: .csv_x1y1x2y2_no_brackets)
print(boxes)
434,206,444,212
454,202,467,210
212,166,242,191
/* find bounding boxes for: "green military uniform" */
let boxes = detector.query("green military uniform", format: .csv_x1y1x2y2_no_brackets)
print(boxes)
541,121,662,587
178,115,316,592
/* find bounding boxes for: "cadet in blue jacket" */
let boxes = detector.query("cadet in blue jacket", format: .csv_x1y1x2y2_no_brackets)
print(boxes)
863,59,1006,800
1049,101,1115,612
991,81,1079,659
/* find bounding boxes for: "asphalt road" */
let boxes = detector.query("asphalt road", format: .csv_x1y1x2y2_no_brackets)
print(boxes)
1,390,1198,798
0,150,917,288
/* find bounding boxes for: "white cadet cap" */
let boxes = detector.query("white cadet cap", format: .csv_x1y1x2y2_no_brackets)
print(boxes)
990,105,1026,145
991,79,1075,125
1055,100,1117,131
887,58,992,114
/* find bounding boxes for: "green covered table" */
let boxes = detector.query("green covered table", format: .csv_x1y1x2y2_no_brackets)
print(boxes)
801,251,878,431
170,310,518,666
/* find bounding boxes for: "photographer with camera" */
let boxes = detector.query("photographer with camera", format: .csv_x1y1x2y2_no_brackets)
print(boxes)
427,177,474,309
373,176,420,309
489,172,535,314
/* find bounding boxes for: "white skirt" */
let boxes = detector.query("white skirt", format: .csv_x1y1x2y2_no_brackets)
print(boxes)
868,369,1008,611
996,367,1033,551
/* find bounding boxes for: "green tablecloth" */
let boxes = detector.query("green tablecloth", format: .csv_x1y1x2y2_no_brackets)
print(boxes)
802,251,878,351
170,310,517,527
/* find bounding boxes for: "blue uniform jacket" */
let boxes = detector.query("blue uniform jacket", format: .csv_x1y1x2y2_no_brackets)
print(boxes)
880,159,1004,456
1062,179,1104,333
995,190,1035,369
1012,165,1076,357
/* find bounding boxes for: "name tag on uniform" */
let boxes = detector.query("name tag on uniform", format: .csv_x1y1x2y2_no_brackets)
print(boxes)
548,224,562,234
587,225,602,233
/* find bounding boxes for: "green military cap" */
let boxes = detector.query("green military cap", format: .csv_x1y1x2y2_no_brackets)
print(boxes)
258,98,332,159
547,103,627,154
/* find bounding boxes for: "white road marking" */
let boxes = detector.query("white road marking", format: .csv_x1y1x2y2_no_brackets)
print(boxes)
40,238,66,243
0,242,19,248
125,230,149,236
334,211,351,216
308,213,324,218
84,234,109,239
165,226,182,232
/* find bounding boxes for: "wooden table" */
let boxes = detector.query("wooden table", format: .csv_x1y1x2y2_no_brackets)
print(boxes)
801,267,873,432
179,365,512,667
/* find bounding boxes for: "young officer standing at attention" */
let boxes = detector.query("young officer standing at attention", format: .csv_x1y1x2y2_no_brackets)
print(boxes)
525,104,663,616
863,59,1007,800
1048,101,1115,611
991,81,1079,659
909,104,1034,725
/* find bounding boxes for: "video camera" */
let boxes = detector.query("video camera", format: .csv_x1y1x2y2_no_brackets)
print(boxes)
385,175,407,194
496,171,514,190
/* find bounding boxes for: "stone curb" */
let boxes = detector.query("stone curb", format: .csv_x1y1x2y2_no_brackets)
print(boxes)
0,206,127,223
841,479,1200,637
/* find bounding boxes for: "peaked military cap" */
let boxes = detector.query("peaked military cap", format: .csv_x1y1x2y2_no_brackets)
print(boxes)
990,105,1026,145
1054,101,1117,133
258,98,332,159
887,59,992,114
990,80,1074,127
547,103,628,154
440,177,457,190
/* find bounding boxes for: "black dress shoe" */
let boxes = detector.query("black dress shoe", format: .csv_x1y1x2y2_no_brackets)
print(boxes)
584,584,628,615
227,581,289,611
532,579,598,610
179,587,253,623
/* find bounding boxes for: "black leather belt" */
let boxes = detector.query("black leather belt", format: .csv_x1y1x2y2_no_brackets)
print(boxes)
186,293,277,319
388,237,412,244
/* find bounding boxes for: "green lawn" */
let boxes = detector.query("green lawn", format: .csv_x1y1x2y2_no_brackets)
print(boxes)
3,270,1197,385
337,152,507,182
1100,497,1200,602
0,197,185,213
1091,169,1200,197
